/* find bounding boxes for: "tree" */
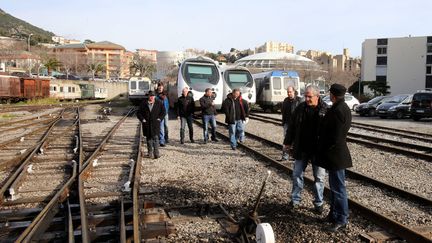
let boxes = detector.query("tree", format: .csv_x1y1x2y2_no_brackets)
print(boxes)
365,80,390,96
43,57,61,76
87,62,105,80
130,54,156,77
56,52,77,79
84,39,95,44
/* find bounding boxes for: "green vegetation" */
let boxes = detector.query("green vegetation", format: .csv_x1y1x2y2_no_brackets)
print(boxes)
0,8,55,44
0,113,18,119
16,97,61,105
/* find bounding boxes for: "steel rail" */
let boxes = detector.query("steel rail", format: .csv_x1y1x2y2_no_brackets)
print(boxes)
196,119,432,242
248,114,432,161
13,107,79,242
132,122,143,242
78,108,134,242
0,109,65,203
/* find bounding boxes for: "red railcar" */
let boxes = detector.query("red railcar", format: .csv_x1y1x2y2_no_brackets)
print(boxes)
0,75,50,101
20,78,50,99
0,75,21,101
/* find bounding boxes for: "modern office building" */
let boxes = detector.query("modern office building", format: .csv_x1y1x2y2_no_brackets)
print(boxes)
361,36,432,94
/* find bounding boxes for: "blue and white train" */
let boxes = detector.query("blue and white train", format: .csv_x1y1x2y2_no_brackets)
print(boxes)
220,65,256,105
252,70,301,111
174,56,224,109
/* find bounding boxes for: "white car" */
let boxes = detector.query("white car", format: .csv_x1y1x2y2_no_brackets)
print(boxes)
322,93,360,110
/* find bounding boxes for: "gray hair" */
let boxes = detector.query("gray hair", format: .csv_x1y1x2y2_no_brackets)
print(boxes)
182,87,189,92
305,85,320,96
286,86,295,92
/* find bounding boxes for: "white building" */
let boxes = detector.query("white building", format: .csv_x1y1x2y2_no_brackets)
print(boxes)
361,36,432,95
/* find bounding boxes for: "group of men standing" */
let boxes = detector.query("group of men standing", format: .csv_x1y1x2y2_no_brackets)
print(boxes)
282,83,352,232
137,81,351,233
136,85,249,157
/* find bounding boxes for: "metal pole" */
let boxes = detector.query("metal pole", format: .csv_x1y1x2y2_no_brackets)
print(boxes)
27,33,33,52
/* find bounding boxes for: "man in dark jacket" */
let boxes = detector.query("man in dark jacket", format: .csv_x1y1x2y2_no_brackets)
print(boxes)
283,85,327,213
199,88,218,143
136,91,166,159
176,87,195,144
156,83,169,146
222,88,249,150
317,84,352,232
280,86,301,161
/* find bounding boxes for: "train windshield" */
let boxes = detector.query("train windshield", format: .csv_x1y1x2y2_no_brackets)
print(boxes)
184,62,219,91
130,81,137,89
283,77,298,90
226,70,253,89
138,81,150,91
272,77,282,90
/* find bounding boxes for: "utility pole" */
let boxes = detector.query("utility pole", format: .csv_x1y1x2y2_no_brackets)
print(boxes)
27,33,33,52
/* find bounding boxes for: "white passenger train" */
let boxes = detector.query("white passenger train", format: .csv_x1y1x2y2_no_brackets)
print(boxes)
172,56,224,109
220,65,256,105
252,70,301,111
128,77,153,105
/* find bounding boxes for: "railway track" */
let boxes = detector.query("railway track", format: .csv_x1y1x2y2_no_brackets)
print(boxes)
78,109,142,242
0,106,145,242
248,113,432,161
0,107,79,241
194,118,432,242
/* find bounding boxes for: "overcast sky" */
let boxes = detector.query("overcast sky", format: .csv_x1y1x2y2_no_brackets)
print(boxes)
2,0,431,57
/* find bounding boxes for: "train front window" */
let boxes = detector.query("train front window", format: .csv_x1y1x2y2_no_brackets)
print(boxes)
226,71,253,89
272,77,282,90
130,81,137,90
184,63,219,91
138,81,149,91
283,77,297,90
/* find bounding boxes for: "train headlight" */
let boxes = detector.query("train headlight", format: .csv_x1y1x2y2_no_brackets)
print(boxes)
212,92,217,99
248,93,252,99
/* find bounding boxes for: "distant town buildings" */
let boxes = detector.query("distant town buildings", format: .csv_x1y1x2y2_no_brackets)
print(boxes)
297,48,361,73
255,41,294,54
54,41,131,79
362,35,432,94
51,36,81,45
0,50,40,73
136,49,157,63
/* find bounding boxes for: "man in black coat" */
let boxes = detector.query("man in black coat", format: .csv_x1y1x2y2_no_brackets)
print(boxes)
176,87,195,144
136,91,166,159
199,88,218,143
283,85,327,213
280,86,301,161
317,83,352,232
222,88,249,150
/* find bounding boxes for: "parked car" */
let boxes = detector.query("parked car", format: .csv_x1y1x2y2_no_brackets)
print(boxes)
355,96,390,116
376,94,411,119
323,93,360,110
410,90,432,121
376,95,413,119
54,74,82,80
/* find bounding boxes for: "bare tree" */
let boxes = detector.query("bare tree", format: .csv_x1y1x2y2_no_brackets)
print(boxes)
56,52,77,79
130,54,156,77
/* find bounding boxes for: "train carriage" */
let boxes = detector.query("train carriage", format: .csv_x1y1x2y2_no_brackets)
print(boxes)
128,77,153,105
173,56,224,110
50,82,81,100
79,83,96,99
0,75,21,102
252,70,300,111
221,66,256,105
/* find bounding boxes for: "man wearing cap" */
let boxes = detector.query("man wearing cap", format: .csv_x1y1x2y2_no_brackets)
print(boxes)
136,91,166,159
317,83,352,232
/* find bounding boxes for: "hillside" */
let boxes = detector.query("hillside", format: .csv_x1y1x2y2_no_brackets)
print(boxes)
0,8,55,43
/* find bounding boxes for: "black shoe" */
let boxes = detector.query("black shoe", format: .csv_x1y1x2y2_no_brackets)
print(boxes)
190,139,195,143
313,205,324,215
327,223,347,232
160,144,166,147
231,146,236,150
154,155,160,159
165,140,169,144
321,214,335,223
203,140,207,144
180,140,184,144
212,138,219,142
288,201,299,210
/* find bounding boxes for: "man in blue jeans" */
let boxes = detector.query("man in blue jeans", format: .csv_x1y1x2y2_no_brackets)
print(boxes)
199,88,218,143
283,85,327,214
156,83,169,146
317,84,352,232
222,89,249,150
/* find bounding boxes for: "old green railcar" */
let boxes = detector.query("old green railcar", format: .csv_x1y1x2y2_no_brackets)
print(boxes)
79,83,95,99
